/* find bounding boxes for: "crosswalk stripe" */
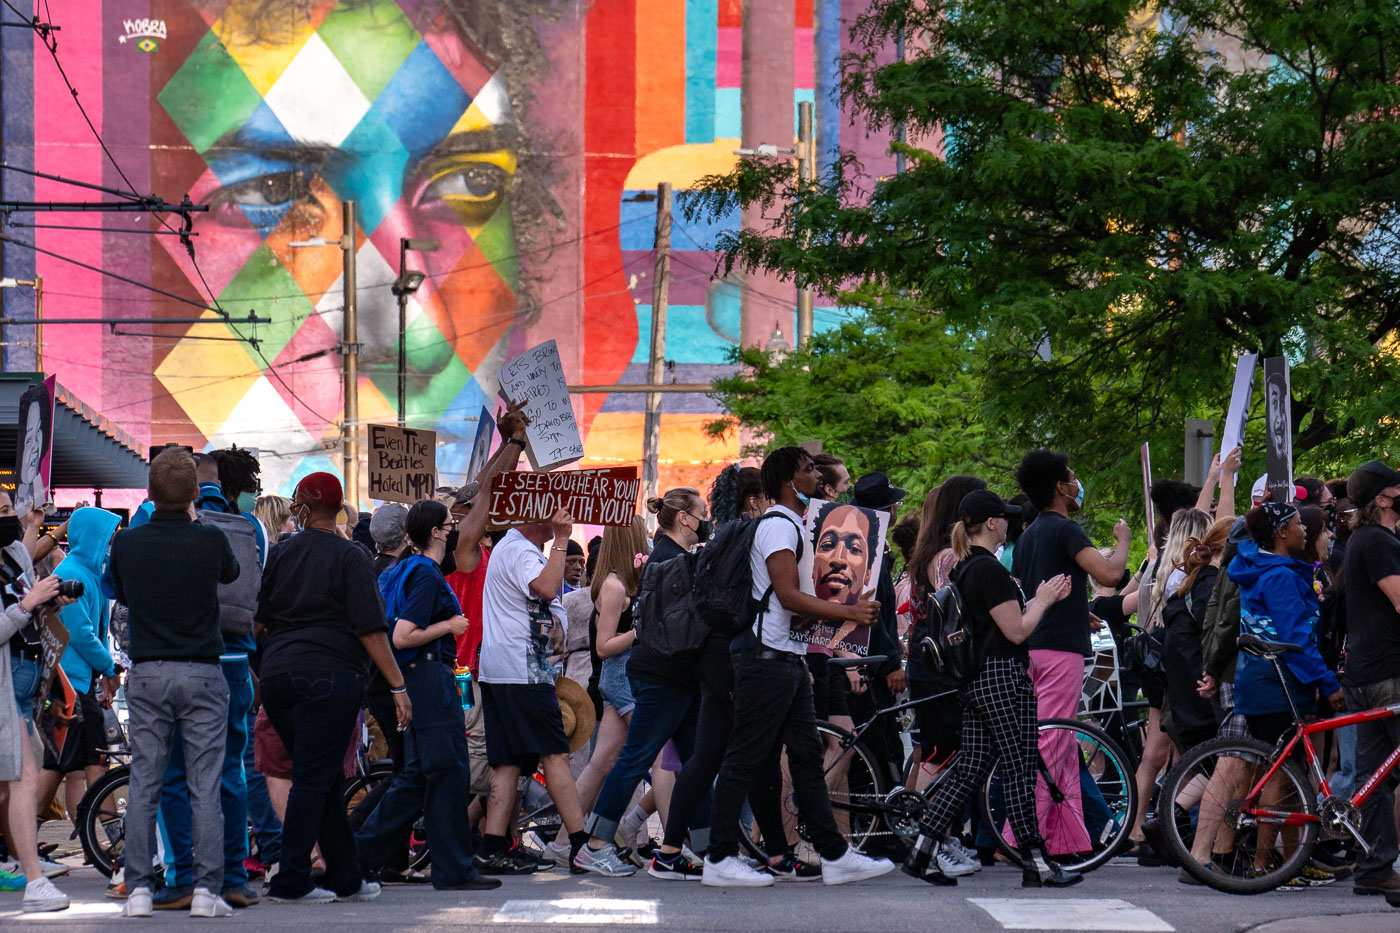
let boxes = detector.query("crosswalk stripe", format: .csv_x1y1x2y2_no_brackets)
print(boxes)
493,898,660,925
969,897,1174,931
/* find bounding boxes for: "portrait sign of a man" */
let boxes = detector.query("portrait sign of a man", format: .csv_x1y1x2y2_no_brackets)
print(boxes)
792,500,889,655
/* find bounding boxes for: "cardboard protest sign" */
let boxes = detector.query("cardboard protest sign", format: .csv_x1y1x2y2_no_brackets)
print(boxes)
367,424,437,504
1141,442,1155,533
488,467,641,527
466,407,496,482
34,608,69,753
495,340,584,471
1220,353,1257,457
790,500,890,655
1263,356,1294,503
14,376,56,514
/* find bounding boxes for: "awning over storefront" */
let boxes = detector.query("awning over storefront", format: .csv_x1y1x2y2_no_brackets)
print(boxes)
0,373,148,490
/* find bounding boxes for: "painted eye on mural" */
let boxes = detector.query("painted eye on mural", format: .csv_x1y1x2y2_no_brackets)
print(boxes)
206,170,314,226
413,158,511,226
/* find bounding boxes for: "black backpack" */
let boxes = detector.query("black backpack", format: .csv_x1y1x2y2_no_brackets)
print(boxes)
693,512,803,639
918,553,997,686
633,551,708,658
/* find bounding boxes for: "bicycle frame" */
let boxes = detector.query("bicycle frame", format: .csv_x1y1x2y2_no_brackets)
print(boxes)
1237,655,1400,837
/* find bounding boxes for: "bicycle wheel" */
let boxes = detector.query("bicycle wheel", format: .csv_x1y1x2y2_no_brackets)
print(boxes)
76,764,130,879
738,721,895,861
1158,736,1316,893
343,761,430,872
978,718,1137,874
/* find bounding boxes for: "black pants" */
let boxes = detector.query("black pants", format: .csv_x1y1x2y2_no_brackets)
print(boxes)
355,660,478,888
707,652,846,862
917,658,1042,848
261,671,366,898
663,646,788,853
1345,676,1400,883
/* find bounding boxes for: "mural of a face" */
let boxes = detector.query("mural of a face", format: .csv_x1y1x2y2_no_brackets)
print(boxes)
149,0,556,491
20,403,43,485
813,504,872,607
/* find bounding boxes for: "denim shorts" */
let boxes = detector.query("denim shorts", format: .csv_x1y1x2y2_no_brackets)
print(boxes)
599,651,636,716
11,655,41,721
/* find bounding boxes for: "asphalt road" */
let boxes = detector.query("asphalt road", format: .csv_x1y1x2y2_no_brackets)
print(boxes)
4,854,1400,932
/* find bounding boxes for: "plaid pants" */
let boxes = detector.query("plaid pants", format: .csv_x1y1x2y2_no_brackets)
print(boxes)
916,657,1042,847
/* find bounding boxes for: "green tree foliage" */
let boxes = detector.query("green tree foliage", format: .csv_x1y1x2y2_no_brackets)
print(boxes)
690,0,1400,516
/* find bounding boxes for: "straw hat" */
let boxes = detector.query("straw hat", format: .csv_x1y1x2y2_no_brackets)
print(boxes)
554,677,596,753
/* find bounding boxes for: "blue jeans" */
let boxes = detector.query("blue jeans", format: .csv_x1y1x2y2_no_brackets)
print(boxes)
585,676,700,843
11,655,40,720
245,702,282,866
158,656,252,889
1331,724,1358,801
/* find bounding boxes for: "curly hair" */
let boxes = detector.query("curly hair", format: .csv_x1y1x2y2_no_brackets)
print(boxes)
213,445,261,499
709,464,761,525
1015,449,1072,511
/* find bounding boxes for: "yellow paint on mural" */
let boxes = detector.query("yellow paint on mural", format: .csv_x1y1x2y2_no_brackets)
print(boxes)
582,412,738,464
152,313,263,439
215,11,316,96
624,139,743,191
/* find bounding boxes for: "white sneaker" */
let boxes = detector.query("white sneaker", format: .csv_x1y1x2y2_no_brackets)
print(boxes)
821,848,895,886
335,881,381,902
701,855,775,888
190,887,234,918
267,886,336,904
937,839,980,877
124,886,154,918
543,840,573,869
37,856,69,878
22,876,69,913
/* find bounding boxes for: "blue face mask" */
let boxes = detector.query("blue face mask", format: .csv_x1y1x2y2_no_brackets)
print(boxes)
1074,480,1085,510
790,482,810,508
237,491,258,514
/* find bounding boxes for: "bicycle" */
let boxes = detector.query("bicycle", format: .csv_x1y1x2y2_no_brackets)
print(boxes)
1159,632,1372,893
736,654,1138,874
75,747,132,878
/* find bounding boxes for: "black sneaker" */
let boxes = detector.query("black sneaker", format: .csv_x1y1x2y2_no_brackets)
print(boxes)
473,849,542,876
509,843,554,873
767,854,822,881
647,851,703,881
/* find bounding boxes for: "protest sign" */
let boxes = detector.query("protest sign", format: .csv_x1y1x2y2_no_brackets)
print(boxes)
34,608,69,752
14,376,56,514
488,467,641,527
790,500,890,655
367,424,437,504
1141,442,1155,533
466,407,496,482
1263,356,1294,503
1220,353,1257,458
495,340,584,471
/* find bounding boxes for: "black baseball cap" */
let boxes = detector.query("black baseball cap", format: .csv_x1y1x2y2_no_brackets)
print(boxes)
1347,460,1400,508
852,472,906,510
959,489,1022,525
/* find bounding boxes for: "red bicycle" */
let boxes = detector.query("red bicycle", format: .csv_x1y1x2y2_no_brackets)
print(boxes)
1159,633,1385,893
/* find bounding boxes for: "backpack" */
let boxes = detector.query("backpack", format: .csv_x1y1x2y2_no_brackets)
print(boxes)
379,554,458,664
199,508,261,639
693,512,803,640
633,550,708,658
917,552,997,686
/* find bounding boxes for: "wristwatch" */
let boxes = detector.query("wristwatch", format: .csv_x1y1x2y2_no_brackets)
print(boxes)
506,437,526,448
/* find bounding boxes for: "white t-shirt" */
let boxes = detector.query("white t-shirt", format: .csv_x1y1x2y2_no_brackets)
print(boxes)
480,529,565,685
750,504,811,654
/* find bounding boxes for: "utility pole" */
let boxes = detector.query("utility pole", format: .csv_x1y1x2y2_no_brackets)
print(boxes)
340,200,360,510
642,182,672,519
795,101,815,349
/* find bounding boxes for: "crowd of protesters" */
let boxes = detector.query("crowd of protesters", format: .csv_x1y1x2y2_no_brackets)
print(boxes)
1,410,1399,915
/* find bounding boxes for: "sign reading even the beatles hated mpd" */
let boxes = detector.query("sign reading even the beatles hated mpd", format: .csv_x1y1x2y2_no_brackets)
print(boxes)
368,425,437,504
488,467,641,527
495,340,585,471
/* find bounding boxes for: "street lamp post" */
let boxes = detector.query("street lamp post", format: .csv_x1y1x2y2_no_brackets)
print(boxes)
392,237,440,428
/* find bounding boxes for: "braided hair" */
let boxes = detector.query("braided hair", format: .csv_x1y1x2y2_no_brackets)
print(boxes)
213,446,261,500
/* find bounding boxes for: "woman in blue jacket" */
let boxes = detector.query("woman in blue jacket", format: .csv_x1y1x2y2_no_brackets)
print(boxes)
1228,501,1344,876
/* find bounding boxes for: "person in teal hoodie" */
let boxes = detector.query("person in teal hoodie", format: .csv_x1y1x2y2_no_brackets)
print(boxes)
1229,501,1344,742
40,507,122,814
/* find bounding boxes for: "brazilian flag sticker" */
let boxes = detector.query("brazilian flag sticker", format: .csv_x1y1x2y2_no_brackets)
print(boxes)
137,37,158,52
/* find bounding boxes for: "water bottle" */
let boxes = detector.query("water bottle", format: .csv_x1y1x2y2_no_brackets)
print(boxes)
454,667,474,711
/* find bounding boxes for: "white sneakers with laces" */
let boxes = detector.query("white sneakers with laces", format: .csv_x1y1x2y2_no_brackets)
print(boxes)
21,876,70,913
938,838,981,877
190,886,234,918
124,886,154,918
702,855,776,887
820,847,895,886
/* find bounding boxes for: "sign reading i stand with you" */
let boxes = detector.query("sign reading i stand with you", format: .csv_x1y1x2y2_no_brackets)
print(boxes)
368,424,437,504
488,467,641,527
495,340,585,471
1263,356,1295,503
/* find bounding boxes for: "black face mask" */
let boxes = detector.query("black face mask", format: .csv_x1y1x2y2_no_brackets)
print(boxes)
0,515,22,549
440,528,460,575
694,518,713,543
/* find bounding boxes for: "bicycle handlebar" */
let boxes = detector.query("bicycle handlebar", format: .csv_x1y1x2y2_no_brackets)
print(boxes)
826,654,892,670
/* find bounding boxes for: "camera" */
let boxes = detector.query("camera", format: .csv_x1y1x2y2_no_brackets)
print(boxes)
57,579,84,600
